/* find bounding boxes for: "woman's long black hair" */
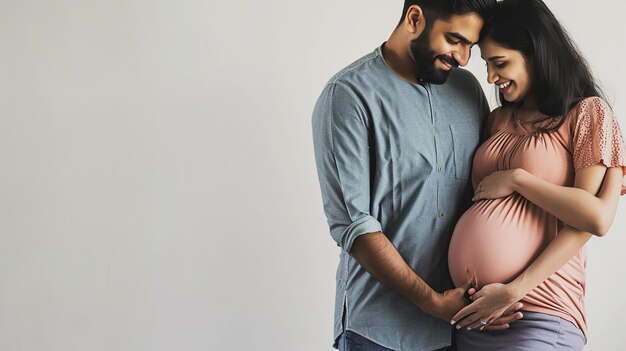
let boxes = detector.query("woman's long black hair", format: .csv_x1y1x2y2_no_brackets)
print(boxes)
481,0,606,132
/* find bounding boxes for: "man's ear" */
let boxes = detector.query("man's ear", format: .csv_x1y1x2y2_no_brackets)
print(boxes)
403,5,427,36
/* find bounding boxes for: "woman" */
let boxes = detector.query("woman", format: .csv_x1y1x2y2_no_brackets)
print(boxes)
446,0,626,349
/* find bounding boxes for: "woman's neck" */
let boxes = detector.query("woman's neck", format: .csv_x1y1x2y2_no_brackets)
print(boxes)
513,96,542,122
518,95,538,111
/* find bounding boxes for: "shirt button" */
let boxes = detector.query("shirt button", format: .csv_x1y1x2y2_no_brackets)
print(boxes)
439,212,445,219
437,165,443,172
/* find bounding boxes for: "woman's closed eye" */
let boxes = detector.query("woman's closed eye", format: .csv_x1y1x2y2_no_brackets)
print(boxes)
484,61,508,68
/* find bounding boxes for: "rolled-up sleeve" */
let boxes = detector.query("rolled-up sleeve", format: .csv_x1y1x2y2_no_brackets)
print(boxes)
312,82,382,252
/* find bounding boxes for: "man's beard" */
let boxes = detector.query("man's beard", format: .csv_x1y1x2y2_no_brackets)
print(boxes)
409,29,459,85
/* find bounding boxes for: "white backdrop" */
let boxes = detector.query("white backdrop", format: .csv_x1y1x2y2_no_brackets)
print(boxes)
0,1,624,350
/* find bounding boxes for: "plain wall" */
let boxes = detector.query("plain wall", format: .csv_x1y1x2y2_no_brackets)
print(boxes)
0,0,624,350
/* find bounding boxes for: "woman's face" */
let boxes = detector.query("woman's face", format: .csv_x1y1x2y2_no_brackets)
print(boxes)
479,37,532,104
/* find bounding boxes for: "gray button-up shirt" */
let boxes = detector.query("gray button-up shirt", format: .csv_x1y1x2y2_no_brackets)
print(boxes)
312,45,489,351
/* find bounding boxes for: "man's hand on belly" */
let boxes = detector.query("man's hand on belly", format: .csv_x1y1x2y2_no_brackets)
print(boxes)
421,283,471,322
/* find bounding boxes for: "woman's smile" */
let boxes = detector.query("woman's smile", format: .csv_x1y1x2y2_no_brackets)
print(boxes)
497,80,513,95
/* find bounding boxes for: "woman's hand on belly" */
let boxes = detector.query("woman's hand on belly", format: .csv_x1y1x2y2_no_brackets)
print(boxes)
450,283,524,331
473,169,525,201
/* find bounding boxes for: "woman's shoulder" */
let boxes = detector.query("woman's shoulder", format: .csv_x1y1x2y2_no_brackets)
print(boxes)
566,96,614,131
567,96,611,119
567,96,626,181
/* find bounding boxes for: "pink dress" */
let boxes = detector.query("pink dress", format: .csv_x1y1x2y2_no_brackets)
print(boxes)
448,97,626,339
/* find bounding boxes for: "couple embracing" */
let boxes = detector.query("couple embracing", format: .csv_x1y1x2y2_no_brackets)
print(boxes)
312,0,626,350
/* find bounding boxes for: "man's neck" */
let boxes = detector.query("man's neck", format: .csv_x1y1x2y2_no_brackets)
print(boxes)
382,32,420,84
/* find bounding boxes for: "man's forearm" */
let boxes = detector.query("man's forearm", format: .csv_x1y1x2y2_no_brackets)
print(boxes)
350,232,435,309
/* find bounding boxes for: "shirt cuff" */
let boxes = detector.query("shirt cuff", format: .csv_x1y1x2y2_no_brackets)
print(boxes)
341,215,383,253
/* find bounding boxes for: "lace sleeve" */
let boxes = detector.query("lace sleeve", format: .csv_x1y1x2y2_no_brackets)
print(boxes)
572,97,626,195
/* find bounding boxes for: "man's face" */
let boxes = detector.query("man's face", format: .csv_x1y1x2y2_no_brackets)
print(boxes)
410,13,483,84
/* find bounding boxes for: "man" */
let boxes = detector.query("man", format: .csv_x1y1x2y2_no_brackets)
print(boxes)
312,1,523,350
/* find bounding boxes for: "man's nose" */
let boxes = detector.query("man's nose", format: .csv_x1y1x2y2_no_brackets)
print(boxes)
452,47,471,67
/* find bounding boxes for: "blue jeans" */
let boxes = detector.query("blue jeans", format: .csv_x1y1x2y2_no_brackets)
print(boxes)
337,330,455,351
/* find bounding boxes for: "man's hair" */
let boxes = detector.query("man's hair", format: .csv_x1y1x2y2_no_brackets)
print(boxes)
398,0,496,27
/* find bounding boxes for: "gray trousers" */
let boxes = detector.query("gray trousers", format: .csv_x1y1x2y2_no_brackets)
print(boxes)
456,311,585,351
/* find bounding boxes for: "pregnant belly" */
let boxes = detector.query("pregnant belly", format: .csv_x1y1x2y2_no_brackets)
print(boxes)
448,195,551,288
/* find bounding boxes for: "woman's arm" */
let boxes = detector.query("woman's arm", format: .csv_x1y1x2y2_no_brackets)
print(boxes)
451,165,622,329
473,166,623,236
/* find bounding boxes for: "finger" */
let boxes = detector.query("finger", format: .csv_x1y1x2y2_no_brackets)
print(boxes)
456,311,487,330
462,285,474,302
502,302,524,315
481,315,501,330
466,317,491,331
451,304,477,325
469,289,485,301
467,288,477,296
473,190,489,201
489,303,524,327
455,312,481,330
491,312,523,326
